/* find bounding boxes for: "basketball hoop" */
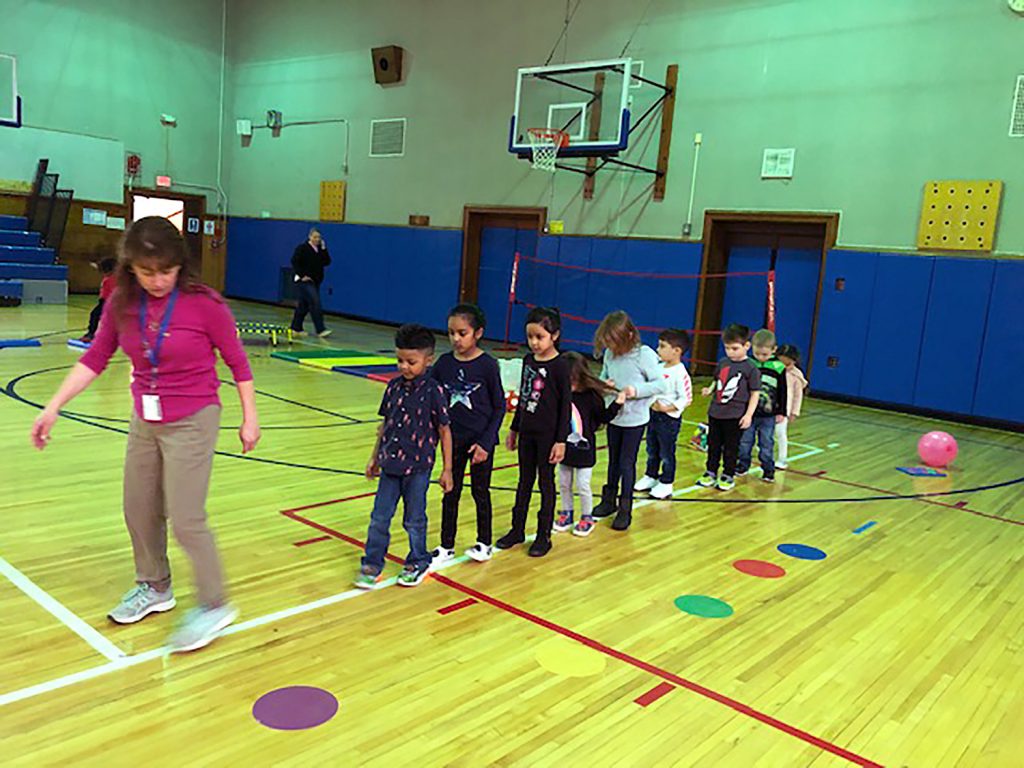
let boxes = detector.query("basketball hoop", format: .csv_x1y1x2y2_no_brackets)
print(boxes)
527,128,569,173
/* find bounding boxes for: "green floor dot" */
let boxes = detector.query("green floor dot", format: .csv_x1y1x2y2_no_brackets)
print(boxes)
674,594,734,618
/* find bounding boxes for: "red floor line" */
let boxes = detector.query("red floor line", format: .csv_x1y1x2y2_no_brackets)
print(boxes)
281,508,882,768
437,598,478,615
293,535,331,547
634,682,674,707
283,490,377,514
787,467,1024,526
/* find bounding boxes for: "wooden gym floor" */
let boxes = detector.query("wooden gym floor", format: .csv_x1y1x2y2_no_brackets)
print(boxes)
1,298,1022,767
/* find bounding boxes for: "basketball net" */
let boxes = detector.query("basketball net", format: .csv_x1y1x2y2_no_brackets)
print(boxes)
527,128,569,173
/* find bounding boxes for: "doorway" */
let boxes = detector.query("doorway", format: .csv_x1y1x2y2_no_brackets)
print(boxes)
460,205,546,340
694,211,839,376
129,188,212,287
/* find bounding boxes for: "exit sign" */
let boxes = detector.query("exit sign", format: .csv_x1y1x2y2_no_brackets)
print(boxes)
155,175,172,188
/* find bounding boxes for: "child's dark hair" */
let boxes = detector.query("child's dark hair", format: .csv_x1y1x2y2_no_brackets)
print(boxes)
395,323,436,353
98,257,117,275
449,303,486,330
722,323,751,344
525,306,561,337
594,310,640,357
564,351,616,397
777,343,801,363
658,328,691,353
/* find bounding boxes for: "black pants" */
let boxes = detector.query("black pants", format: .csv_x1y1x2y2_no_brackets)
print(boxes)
510,432,556,539
87,298,105,337
601,424,645,509
440,438,494,548
290,280,325,334
706,416,742,477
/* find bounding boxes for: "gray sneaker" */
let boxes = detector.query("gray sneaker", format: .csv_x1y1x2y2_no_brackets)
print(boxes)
108,584,176,624
167,603,238,653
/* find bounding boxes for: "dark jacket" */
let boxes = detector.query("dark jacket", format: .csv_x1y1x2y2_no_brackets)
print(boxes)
291,242,331,285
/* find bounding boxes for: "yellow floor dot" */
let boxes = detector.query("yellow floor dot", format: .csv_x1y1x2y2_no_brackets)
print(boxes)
534,637,607,677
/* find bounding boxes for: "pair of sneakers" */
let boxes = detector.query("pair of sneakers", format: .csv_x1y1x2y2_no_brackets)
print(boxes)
696,472,735,492
430,542,493,570
107,583,237,653
736,467,776,483
554,510,598,538
353,562,430,589
634,475,674,499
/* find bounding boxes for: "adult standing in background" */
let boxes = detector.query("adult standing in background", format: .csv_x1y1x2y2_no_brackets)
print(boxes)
290,227,332,338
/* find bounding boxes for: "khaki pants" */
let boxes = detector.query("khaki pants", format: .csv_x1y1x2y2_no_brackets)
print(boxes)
123,405,225,606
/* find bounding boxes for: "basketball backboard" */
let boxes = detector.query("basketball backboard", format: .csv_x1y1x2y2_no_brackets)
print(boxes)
509,58,633,159
0,53,22,128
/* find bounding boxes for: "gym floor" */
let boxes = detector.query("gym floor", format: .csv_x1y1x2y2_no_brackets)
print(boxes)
1,298,1022,767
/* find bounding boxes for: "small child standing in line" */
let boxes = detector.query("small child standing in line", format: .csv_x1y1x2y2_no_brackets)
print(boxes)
592,311,667,531
634,329,693,499
552,351,626,537
80,257,118,343
774,343,807,470
357,324,453,589
429,304,505,567
696,324,761,492
736,328,787,482
497,307,571,558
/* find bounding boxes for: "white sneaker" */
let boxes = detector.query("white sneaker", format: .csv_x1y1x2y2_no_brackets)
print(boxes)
775,462,788,470
317,328,333,338
465,542,493,562
650,482,673,499
430,546,455,570
634,475,658,493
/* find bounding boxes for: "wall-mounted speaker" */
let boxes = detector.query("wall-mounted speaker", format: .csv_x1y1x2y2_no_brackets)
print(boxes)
371,45,404,85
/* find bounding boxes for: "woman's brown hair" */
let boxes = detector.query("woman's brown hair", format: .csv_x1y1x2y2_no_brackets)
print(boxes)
110,216,202,317
563,351,615,397
593,310,640,357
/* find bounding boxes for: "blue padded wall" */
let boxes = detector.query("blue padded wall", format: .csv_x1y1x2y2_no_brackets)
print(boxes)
913,258,995,415
225,218,461,329
858,254,935,406
720,247,771,339
972,260,1024,423
810,251,878,396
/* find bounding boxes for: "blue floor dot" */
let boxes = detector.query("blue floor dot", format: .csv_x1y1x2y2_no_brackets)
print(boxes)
777,543,827,560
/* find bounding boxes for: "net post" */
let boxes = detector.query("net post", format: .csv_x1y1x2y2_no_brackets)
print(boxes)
766,269,776,331
496,251,522,351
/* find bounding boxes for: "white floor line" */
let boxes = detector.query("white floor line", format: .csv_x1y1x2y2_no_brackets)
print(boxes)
0,447,829,708
0,555,126,662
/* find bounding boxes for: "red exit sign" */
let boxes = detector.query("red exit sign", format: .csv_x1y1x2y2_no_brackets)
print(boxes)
155,175,172,188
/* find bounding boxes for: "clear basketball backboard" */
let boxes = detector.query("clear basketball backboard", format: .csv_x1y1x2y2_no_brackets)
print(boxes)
509,58,633,159
0,53,21,127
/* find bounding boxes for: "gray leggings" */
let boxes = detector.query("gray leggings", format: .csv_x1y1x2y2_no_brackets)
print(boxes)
558,465,594,517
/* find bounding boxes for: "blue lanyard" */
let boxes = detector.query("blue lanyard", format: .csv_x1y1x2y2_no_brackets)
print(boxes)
139,287,178,377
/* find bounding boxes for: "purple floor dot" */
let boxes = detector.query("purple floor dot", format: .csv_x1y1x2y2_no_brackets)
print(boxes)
252,686,339,730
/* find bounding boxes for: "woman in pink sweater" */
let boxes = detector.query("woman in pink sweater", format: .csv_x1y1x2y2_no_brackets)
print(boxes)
30,216,260,653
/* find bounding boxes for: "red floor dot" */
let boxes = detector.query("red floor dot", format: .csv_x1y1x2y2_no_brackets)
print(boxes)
733,559,786,578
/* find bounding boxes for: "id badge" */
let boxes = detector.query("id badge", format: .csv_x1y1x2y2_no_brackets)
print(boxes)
142,394,163,422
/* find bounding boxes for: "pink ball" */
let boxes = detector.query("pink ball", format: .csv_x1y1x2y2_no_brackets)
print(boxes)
917,431,958,468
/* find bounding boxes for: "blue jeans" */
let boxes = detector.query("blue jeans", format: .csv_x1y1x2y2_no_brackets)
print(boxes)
361,470,431,574
644,411,682,483
737,416,776,477
290,280,326,334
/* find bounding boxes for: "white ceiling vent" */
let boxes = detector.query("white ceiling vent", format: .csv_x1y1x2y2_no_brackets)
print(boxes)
1010,75,1024,138
370,118,406,157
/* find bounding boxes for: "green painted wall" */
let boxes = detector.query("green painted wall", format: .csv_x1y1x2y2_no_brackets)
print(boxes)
3,0,226,200
226,0,1023,254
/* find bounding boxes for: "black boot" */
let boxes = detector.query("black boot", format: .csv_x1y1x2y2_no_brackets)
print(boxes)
528,535,552,557
611,497,633,531
592,486,617,519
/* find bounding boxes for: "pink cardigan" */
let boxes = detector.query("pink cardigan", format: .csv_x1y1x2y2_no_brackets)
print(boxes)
81,286,253,423
785,366,808,418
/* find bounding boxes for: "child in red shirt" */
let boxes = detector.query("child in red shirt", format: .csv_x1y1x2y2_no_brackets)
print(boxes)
81,257,117,343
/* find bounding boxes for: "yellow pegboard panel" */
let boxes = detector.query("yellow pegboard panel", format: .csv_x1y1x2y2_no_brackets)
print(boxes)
917,180,1002,252
319,180,346,222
